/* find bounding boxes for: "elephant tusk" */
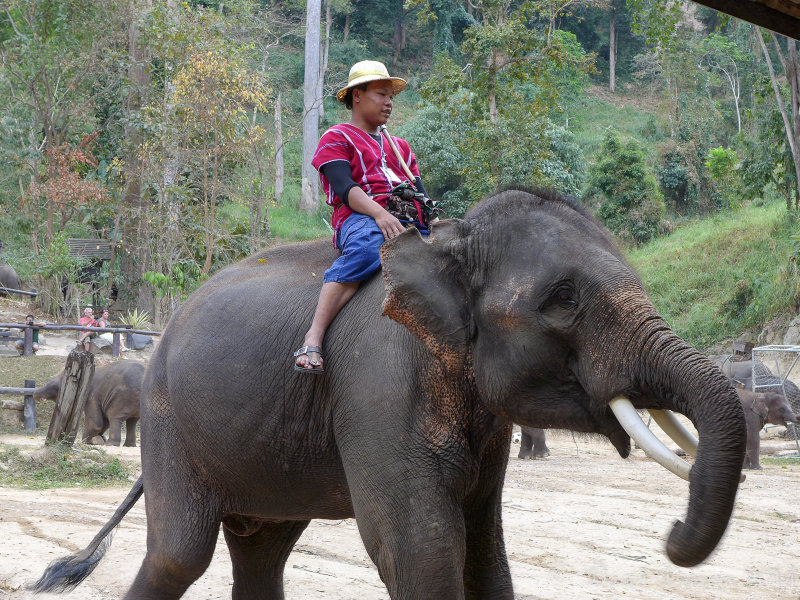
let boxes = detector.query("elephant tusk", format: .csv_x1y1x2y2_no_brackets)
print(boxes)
610,398,746,484
649,409,699,457
609,397,692,482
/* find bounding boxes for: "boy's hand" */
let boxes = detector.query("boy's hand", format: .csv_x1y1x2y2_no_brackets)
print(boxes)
373,211,405,240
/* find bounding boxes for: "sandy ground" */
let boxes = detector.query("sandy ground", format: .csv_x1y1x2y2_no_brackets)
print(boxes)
1,427,799,600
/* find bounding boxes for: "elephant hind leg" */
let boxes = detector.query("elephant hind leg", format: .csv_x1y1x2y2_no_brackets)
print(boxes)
123,418,139,447
124,496,221,600
223,518,310,600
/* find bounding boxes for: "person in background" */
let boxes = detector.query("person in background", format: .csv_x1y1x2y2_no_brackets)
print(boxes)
97,308,129,352
78,307,97,351
14,314,45,354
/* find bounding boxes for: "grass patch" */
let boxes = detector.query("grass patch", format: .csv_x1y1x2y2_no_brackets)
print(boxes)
566,91,665,161
0,354,64,434
0,442,136,489
733,514,766,523
761,457,800,468
626,200,799,351
771,510,800,522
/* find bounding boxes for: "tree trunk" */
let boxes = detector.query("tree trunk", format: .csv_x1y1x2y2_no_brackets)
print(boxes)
343,13,350,41
392,0,407,68
609,16,617,93
300,0,322,213
119,1,153,314
318,0,331,124
758,30,800,208
275,90,284,202
788,39,800,207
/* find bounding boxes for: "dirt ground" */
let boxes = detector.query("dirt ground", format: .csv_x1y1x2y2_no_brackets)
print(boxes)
0,427,798,600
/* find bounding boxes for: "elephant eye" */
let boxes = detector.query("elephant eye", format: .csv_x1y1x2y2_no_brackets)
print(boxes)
543,284,578,310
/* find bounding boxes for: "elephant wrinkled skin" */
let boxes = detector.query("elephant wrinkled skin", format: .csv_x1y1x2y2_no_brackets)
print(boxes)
34,189,746,599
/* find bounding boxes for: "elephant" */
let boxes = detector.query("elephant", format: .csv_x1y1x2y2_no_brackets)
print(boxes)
708,354,753,380
709,356,800,417
0,263,20,295
517,426,550,459
33,361,144,446
736,387,798,469
34,188,746,599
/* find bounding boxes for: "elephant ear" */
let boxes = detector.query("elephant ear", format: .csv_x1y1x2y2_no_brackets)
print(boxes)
754,397,769,421
380,220,472,371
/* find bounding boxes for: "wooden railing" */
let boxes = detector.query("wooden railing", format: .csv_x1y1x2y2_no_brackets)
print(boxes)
0,323,161,357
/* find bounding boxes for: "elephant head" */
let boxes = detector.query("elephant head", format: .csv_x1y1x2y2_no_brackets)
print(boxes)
380,188,745,568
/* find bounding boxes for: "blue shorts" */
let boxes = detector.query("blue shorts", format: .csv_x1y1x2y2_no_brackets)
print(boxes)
324,213,428,283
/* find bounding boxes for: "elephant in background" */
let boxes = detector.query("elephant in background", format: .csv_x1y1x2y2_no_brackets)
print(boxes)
34,188,746,599
0,263,20,295
517,426,550,459
736,388,798,469
709,355,800,418
34,361,144,446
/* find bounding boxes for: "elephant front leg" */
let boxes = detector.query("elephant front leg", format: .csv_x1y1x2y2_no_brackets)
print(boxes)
462,497,513,599
464,432,514,598
352,488,468,599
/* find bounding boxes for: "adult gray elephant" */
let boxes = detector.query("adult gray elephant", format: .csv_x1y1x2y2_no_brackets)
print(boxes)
34,361,144,446
0,263,20,295
34,189,746,599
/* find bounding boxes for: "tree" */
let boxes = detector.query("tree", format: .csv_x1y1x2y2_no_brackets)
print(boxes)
587,129,666,245
0,0,125,243
171,48,269,274
419,1,595,204
699,33,746,133
300,0,322,213
755,28,800,208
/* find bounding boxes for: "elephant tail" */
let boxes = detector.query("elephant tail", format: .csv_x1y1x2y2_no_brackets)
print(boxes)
30,476,144,593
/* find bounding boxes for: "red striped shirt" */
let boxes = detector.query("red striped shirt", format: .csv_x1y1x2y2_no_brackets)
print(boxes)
312,123,421,233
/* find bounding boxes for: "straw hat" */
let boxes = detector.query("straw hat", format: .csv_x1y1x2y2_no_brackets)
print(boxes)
336,60,407,103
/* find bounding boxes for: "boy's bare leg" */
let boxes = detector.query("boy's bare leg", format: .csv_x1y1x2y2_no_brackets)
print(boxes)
296,281,359,370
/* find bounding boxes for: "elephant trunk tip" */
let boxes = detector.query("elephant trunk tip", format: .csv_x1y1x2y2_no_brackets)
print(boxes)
666,519,716,567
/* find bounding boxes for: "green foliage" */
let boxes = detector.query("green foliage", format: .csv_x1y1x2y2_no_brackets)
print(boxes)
118,308,153,330
655,138,714,215
143,261,202,301
705,146,740,207
587,129,665,245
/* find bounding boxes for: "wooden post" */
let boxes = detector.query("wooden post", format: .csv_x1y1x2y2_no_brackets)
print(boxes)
112,331,120,357
46,351,95,445
23,326,33,355
23,379,36,431
126,331,133,350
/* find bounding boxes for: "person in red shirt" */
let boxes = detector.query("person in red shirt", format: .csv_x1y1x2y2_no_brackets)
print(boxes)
294,60,429,374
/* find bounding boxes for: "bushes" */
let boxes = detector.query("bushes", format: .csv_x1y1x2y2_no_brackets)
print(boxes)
586,129,666,245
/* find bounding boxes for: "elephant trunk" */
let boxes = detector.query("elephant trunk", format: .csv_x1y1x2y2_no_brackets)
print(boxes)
633,330,746,567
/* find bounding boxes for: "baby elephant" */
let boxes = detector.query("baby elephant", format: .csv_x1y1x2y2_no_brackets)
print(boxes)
737,388,797,469
34,361,145,446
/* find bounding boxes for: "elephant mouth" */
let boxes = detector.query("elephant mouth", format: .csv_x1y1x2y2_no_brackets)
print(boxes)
609,397,745,483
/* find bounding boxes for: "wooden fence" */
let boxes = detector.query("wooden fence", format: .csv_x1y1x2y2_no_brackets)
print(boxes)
0,379,36,431
0,351,96,444
0,322,160,358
